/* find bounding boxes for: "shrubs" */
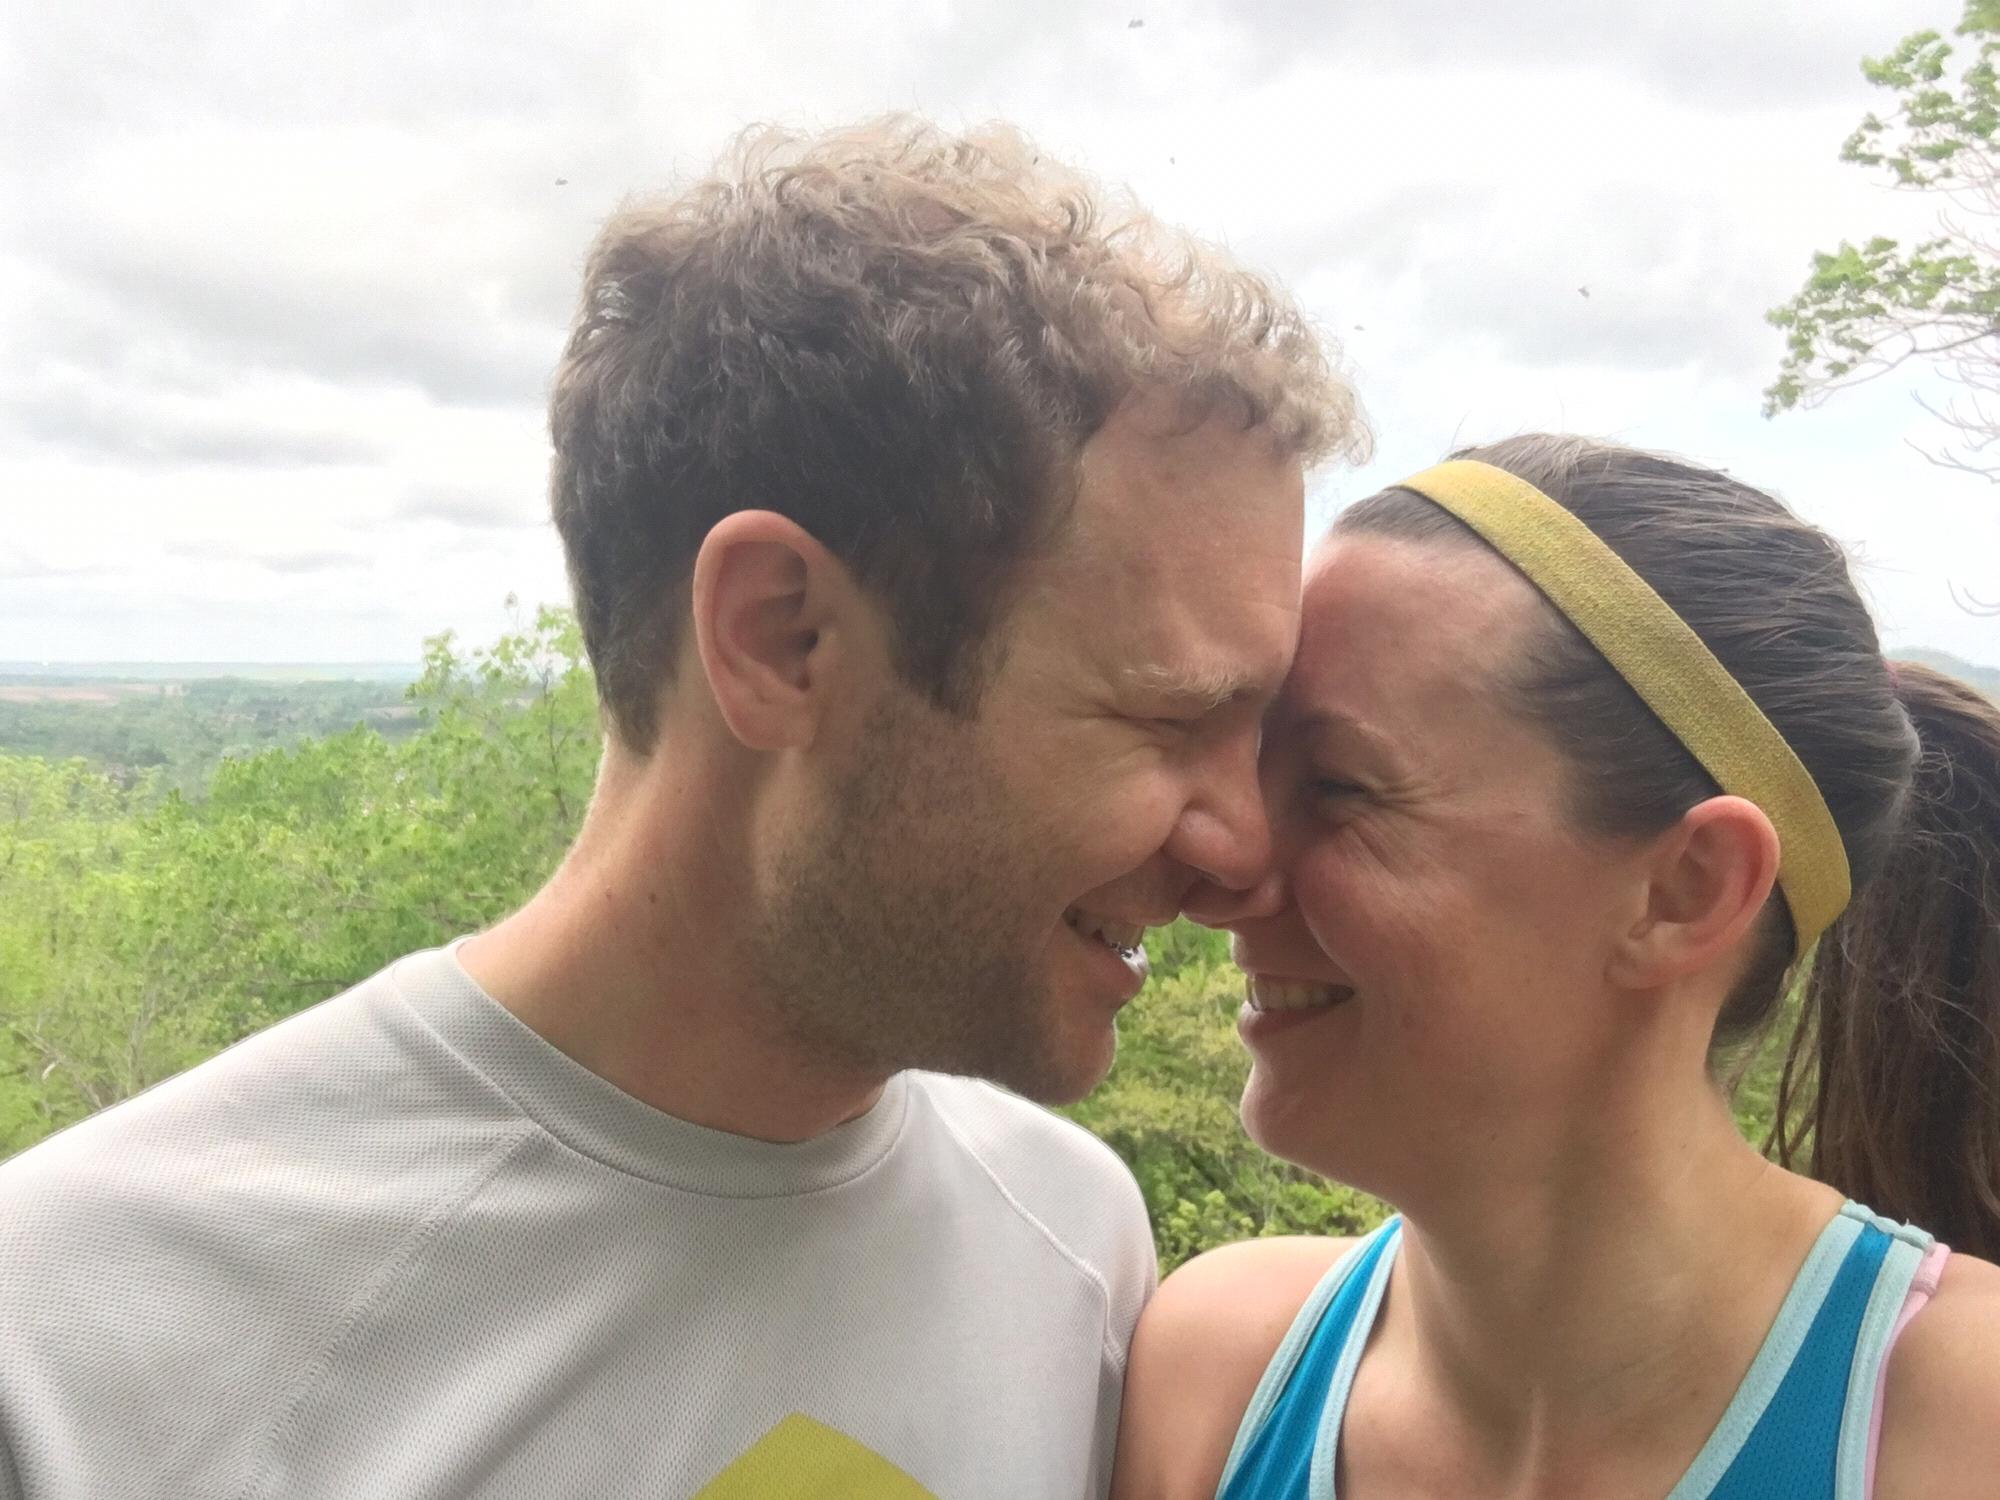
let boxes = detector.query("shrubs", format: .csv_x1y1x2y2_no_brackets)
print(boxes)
1,609,1786,1272
1065,927,1390,1272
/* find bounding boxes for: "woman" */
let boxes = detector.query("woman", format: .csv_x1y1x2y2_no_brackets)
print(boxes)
1113,436,2000,1499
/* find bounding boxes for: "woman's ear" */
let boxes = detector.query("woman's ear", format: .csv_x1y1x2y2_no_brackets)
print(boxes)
688,511,859,751
1608,795,1782,990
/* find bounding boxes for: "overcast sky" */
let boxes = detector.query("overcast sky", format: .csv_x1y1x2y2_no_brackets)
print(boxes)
4,0,1997,667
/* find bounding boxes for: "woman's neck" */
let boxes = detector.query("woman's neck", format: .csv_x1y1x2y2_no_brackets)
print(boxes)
1373,1081,1844,1490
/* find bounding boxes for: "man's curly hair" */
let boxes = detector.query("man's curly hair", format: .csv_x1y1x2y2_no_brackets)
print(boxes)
550,115,1367,749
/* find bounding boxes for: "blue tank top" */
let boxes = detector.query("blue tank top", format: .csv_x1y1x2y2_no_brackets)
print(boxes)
1216,1202,1935,1500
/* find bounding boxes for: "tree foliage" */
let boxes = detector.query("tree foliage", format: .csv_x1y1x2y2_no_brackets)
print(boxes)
2,605,1811,1269
1062,930,1386,1270
1767,1,2000,494
0,606,597,1155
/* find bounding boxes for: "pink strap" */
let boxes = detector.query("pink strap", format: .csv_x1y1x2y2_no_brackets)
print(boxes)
1865,1242,1951,1499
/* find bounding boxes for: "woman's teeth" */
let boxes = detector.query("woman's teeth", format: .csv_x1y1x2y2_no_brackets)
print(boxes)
1064,908,1148,956
1244,977,1354,1012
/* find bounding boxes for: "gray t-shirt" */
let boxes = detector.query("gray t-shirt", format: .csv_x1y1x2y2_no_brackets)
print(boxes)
0,945,1156,1498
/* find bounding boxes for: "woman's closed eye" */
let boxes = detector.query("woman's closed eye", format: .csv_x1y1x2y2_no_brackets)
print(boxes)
1310,775,1367,804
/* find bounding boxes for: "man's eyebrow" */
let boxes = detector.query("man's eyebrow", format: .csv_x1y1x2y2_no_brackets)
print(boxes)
1122,662,1270,714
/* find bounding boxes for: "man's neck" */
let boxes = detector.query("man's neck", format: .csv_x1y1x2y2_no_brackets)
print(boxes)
458,755,892,1145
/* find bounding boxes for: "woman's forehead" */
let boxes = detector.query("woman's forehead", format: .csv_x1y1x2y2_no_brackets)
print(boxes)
1292,532,1543,726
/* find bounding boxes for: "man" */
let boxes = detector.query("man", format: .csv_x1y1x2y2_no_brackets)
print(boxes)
0,119,1360,1498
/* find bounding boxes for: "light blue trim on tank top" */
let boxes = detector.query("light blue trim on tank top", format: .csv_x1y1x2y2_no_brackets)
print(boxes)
1666,1202,1933,1500
1214,1219,1402,1500
1834,1210,1933,1498
1661,1207,1866,1498
1214,1202,1933,1500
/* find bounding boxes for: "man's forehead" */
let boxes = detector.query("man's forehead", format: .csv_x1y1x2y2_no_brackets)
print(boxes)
1020,409,1306,709
1066,410,1302,550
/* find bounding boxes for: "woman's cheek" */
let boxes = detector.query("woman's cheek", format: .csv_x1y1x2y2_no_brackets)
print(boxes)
1287,845,1357,950
1291,830,1420,948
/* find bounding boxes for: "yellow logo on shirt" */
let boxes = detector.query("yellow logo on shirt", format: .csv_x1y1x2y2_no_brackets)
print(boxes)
691,1414,939,1499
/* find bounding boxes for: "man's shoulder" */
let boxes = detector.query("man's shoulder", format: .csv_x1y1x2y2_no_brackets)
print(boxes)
0,950,542,1488
909,1071,1144,1211
0,949,525,1297
906,1073,1156,1323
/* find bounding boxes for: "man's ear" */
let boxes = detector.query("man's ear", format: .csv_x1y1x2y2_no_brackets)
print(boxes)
689,511,861,752
1607,795,1783,990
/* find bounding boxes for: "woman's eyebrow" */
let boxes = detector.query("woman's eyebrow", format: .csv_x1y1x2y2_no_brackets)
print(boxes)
1294,708,1398,757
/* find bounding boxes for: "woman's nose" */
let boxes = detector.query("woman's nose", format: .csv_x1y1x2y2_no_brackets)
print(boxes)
1179,864,1287,930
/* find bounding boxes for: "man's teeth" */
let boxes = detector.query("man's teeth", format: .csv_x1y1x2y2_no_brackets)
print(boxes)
1245,977,1354,1013
1064,909,1148,954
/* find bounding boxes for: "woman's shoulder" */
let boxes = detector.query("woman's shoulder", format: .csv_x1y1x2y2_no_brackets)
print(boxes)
1111,1235,1361,1500
1873,1249,2000,1500
1144,1233,1364,1364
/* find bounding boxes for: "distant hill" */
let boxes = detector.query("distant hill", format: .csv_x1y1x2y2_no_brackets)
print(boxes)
1896,648,2000,700
0,661,420,684
0,673,419,791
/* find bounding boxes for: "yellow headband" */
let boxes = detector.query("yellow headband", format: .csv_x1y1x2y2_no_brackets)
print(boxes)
1393,459,1851,958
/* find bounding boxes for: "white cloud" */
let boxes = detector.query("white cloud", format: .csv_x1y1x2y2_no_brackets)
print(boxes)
0,0,1993,669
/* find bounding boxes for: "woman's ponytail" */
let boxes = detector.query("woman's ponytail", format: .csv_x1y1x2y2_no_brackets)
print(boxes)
1775,661,2000,1257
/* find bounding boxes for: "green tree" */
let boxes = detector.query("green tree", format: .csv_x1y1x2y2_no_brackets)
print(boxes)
0,755,212,1151
0,608,599,1153
0,604,1819,1271
1066,931,1388,1272
1767,1,2000,511
126,604,599,1039
3,604,1811,1267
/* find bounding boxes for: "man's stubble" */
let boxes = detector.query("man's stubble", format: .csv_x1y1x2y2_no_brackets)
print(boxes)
748,693,1085,1101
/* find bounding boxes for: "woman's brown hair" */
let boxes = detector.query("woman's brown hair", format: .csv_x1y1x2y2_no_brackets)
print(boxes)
1336,434,2000,1257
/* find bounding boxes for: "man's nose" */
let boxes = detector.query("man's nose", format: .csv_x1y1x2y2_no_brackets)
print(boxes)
1164,733,1279,909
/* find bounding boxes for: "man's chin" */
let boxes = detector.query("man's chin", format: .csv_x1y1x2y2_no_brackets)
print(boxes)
985,1023,1118,1107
